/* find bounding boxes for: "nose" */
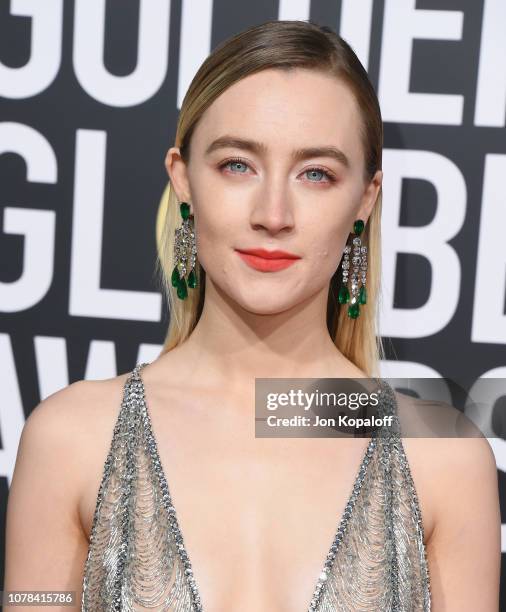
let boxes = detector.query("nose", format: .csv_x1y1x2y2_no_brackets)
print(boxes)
249,180,295,235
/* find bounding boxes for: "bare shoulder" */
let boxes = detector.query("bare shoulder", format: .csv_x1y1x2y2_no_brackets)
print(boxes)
392,389,485,438
4,370,134,597
420,434,500,608
15,370,133,516
388,391,499,535
27,370,131,433
22,372,134,520
388,391,500,609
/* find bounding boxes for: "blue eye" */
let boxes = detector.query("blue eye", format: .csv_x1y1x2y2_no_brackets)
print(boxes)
218,157,336,183
305,167,334,182
219,158,249,173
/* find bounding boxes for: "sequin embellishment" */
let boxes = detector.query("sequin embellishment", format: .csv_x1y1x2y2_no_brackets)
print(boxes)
81,364,431,611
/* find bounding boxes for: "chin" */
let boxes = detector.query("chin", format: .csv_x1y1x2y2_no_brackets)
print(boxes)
233,288,300,315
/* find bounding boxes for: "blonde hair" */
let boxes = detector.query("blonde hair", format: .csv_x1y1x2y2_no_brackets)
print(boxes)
156,20,386,377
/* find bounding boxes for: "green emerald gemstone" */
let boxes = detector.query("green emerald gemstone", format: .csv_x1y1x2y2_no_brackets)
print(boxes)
177,277,188,299
180,202,190,220
353,219,364,235
359,285,367,304
338,284,350,304
348,301,360,319
171,265,180,287
187,268,197,289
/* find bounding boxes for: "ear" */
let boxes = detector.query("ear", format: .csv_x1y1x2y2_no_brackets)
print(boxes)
165,147,192,203
356,169,383,225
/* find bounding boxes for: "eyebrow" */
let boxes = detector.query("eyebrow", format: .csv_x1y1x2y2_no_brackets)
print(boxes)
204,135,351,169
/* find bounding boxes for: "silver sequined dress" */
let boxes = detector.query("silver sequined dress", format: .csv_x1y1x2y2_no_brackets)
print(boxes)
81,363,432,611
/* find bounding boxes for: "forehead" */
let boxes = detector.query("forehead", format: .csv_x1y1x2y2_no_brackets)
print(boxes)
191,68,363,166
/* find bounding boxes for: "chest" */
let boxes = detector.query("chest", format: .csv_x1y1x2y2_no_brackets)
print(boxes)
79,391,433,611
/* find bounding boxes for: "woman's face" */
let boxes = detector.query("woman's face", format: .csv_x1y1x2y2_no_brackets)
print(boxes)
166,67,382,314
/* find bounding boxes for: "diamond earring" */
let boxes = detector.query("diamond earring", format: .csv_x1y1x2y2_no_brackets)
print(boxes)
171,201,197,300
338,219,367,319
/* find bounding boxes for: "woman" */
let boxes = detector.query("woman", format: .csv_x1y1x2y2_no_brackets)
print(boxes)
4,20,501,612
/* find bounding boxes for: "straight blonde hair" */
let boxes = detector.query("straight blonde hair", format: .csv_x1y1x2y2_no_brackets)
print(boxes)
156,20,386,377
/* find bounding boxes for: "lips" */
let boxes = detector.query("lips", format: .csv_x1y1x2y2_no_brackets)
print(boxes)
236,248,301,259
235,248,301,272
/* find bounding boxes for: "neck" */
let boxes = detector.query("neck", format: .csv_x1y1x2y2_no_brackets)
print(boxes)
174,279,363,390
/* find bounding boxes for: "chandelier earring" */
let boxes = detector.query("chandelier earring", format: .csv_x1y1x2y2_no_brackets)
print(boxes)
171,201,198,300
338,219,367,319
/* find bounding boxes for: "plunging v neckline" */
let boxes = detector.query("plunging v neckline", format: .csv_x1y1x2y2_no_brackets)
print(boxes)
134,362,379,612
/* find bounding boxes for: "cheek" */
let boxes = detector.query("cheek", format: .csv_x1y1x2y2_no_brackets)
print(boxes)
303,220,348,273
190,176,242,245
191,210,237,275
